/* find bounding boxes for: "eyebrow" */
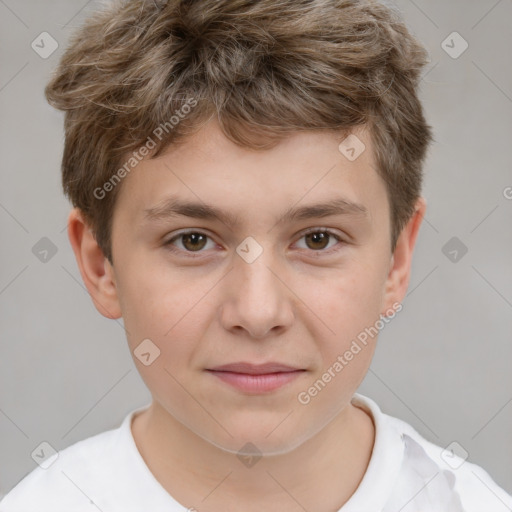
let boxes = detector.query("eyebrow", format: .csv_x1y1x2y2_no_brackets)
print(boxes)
143,195,369,229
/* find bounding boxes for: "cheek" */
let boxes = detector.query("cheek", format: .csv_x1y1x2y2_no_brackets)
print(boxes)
116,256,177,330
119,268,211,368
298,263,385,392
294,270,381,409
121,282,205,404
312,265,385,338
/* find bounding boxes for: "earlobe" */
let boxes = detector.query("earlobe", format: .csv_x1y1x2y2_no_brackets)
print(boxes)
67,208,122,319
381,197,427,316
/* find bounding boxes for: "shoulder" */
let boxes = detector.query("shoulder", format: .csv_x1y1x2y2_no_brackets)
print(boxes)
355,394,512,512
398,420,512,512
0,420,124,511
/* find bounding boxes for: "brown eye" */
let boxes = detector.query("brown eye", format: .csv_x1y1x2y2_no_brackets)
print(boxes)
181,233,208,251
165,231,215,254
304,231,330,250
295,229,344,253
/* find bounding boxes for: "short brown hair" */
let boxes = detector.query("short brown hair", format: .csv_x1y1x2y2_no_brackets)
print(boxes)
45,0,434,264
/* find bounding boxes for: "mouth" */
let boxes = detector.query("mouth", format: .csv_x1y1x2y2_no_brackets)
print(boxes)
205,362,307,393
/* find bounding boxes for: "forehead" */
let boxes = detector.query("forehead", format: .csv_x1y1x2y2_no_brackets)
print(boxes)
113,120,387,229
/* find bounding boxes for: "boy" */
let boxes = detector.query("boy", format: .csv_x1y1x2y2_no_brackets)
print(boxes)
1,0,511,510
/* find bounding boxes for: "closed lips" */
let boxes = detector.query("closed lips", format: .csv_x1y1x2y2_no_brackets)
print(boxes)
206,362,305,374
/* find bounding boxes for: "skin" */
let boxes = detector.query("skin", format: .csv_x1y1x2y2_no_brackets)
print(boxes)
68,119,426,511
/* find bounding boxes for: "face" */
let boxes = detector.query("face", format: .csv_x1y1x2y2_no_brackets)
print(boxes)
78,120,417,455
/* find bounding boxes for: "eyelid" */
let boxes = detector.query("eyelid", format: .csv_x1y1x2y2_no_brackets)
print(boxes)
164,227,347,256
164,229,218,257
293,227,346,253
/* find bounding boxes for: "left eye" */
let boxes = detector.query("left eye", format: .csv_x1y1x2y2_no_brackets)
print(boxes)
164,229,344,255
294,229,343,252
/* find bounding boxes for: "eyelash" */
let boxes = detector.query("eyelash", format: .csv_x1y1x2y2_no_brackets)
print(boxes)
163,228,346,258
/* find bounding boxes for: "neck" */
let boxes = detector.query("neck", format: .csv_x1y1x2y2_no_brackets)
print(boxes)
131,399,374,512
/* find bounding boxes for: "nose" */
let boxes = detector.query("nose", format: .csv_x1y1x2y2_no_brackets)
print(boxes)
219,247,295,339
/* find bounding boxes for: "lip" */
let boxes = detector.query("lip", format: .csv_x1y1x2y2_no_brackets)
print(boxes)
208,362,301,374
206,362,306,393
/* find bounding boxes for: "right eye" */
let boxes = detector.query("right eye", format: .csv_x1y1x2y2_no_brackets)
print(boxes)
163,230,217,256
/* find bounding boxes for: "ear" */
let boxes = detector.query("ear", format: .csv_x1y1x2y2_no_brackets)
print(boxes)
67,208,122,319
380,196,427,316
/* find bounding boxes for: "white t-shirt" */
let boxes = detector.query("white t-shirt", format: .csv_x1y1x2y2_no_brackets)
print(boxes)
1,393,511,511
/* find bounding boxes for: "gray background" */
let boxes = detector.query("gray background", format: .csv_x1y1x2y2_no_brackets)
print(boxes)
1,0,511,500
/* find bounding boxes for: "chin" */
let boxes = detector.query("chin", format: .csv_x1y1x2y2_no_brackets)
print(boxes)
205,433,306,457
193,417,322,457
